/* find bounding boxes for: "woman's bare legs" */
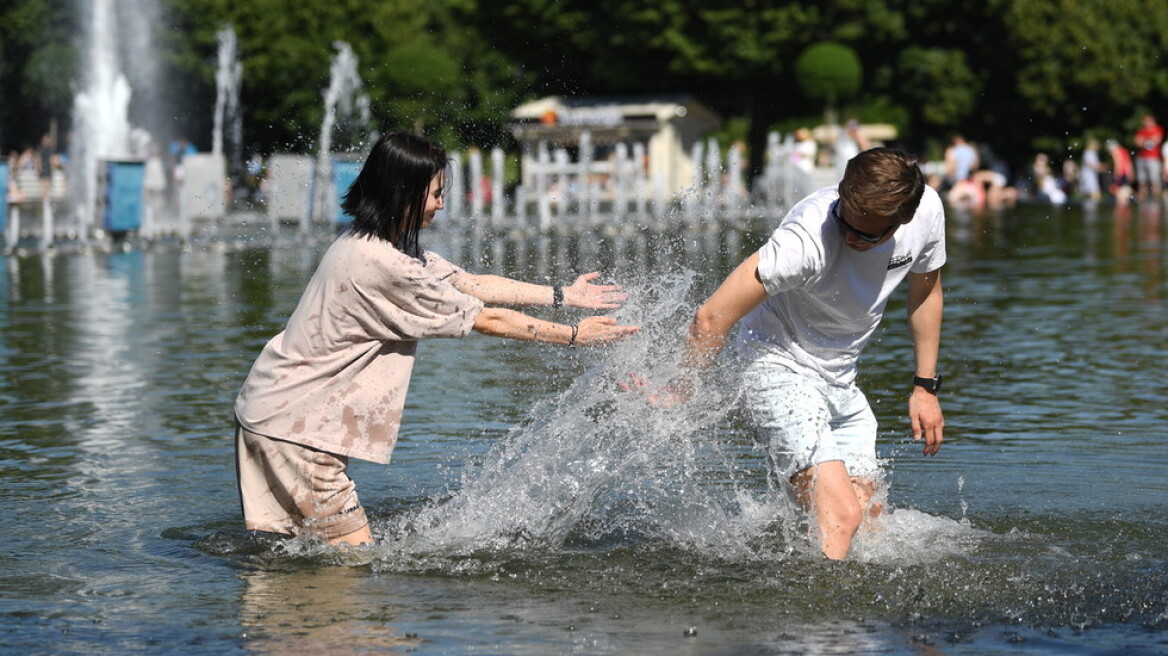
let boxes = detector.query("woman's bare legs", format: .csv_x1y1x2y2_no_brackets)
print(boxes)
329,524,373,547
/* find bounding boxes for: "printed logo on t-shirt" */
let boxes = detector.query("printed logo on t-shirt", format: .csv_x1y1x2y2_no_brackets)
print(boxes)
887,254,914,270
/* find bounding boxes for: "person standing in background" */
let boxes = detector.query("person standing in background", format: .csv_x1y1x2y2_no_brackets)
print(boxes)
792,128,818,175
1161,132,1168,202
943,134,978,190
1132,114,1163,202
1107,139,1135,206
36,133,56,201
1079,138,1104,202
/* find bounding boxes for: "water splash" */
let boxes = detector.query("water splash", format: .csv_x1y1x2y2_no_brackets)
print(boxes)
379,272,749,553
373,266,984,569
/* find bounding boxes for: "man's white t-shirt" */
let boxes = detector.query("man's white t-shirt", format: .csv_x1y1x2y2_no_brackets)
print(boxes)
736,185,946,386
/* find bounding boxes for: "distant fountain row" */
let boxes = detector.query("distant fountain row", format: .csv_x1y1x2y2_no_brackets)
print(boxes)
0,129,837,254
437,131,825,234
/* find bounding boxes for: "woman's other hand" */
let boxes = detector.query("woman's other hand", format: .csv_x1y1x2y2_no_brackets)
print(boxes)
574,315,639,346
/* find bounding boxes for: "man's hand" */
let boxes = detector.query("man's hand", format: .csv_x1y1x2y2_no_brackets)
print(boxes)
908,388,945,456
620,372,692,408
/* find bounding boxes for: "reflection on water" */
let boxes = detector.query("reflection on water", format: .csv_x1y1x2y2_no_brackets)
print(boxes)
239,567,419,654
0,202,1164,654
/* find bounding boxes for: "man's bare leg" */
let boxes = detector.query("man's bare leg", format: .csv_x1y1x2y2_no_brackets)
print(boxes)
851,478,883,520
791,461,862,560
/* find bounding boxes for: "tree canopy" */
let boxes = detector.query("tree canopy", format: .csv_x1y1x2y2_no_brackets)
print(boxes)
0,0,75,149
2,0,1166,177
796,42,862,107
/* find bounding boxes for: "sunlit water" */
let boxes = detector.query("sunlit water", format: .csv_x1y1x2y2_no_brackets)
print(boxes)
1,202,1165,655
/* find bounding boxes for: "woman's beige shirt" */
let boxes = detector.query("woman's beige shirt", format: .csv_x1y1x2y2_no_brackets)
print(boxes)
235,234,484,463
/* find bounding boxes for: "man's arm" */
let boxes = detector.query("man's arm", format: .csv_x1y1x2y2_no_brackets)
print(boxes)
624,253,768,405
906,269,945,455
683,252,769,370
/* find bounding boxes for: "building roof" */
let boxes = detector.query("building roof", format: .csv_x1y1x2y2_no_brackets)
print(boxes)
509,95,720,145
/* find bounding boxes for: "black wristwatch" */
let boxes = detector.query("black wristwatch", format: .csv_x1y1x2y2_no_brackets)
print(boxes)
912,374,943,393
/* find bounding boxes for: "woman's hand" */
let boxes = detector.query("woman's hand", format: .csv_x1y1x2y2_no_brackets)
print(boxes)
564,273,628,309
573,315,639,346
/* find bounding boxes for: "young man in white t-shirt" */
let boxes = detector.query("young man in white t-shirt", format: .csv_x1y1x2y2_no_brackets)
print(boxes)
676,148,947,560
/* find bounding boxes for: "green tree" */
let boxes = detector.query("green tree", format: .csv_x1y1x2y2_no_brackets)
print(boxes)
1002,0,1168,136
467,0,912,184
0,0,76,152
795,41,862,126
882,1,1016,164
8,0,1168,182
167,0,527,154
892,47,979,129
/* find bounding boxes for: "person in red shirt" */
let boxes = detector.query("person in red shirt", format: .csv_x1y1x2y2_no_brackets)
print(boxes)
1133,114,1164,201
1108,140,1135,206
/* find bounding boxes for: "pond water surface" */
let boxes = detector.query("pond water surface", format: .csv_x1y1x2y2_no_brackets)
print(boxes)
1,202,1165,655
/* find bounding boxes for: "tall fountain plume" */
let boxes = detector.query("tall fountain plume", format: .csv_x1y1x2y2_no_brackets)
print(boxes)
69,0,161,238
71,0,133,236
312,42,371,223
318,41,371,160
212,26,243,181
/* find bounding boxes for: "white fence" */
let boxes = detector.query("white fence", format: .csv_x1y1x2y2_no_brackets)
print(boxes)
440,130,827,234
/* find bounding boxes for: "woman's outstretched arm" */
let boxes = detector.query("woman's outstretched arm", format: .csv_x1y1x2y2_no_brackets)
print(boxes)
453,272,627,309
472,308,639,346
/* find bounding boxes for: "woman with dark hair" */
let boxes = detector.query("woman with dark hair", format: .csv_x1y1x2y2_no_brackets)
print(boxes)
234,132,639,547
342,132,445,256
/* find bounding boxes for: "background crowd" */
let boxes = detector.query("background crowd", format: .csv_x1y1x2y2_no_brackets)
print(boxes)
932,114,1168,210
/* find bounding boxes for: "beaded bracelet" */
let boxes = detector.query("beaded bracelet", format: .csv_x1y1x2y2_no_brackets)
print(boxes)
552,284,564,308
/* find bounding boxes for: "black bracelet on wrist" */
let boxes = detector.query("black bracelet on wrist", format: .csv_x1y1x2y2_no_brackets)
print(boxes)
552,284,564,308
568,324,579,346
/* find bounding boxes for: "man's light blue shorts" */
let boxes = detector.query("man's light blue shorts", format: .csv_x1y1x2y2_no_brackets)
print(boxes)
742,360,880,481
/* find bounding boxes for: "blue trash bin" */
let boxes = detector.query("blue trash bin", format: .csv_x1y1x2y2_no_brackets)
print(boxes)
332,159,362,227
103,160,145,234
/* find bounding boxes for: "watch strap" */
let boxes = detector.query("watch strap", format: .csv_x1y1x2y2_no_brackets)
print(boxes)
913,374,942,392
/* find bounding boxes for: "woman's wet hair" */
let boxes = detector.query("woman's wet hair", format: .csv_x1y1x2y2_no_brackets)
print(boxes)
342,131,448,258
838,147,926,226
